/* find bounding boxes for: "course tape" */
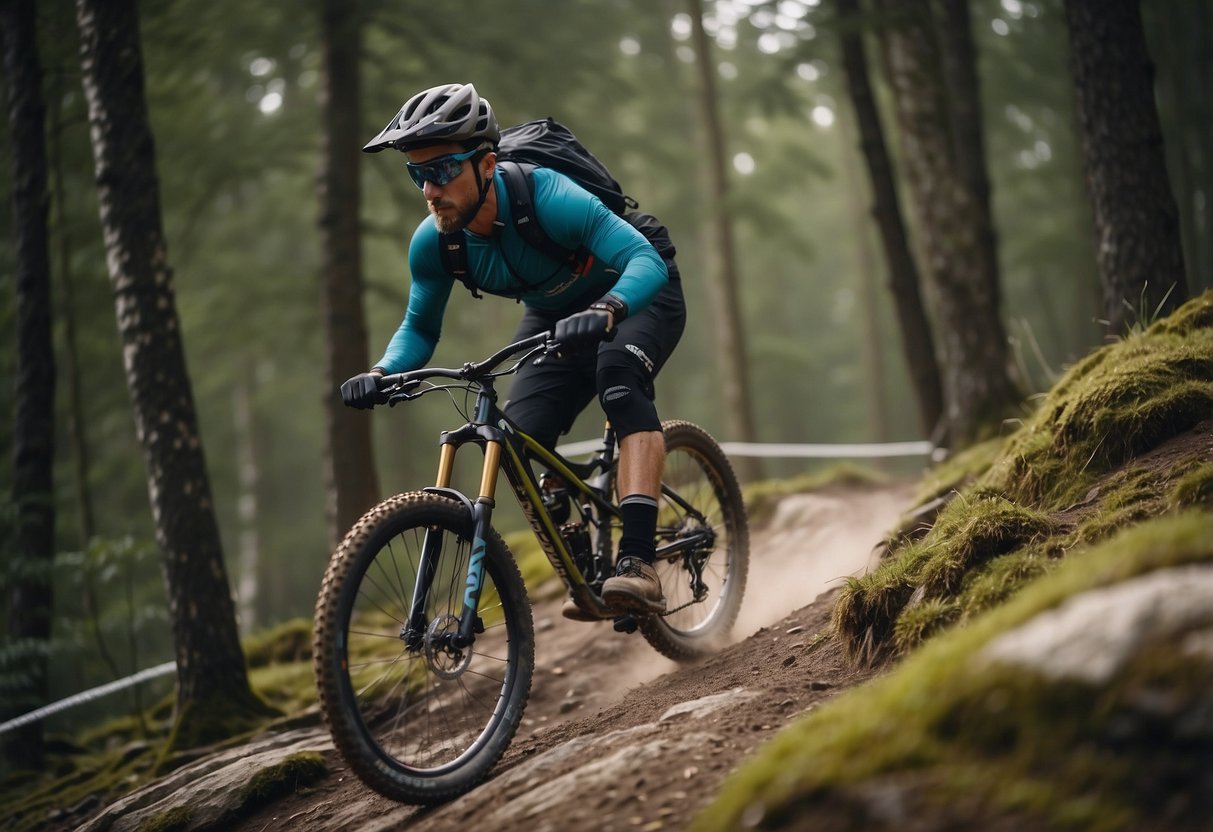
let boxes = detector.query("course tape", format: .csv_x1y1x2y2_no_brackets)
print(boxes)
0,660,176,736
557,438,934,458
1,440,932,733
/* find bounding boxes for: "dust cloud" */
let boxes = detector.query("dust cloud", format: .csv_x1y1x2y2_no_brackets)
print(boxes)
733,485,914,638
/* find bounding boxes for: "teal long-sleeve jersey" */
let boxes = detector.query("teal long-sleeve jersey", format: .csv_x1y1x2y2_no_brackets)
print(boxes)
373,166,668,374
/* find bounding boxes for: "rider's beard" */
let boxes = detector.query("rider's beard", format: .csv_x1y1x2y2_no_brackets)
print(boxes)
428,194,470,234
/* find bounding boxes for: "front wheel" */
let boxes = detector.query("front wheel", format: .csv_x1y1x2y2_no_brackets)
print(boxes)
312,493,534,804
640,420,750,661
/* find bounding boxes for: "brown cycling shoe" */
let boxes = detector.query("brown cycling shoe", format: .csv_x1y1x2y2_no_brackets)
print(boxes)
561,596,598,622
602,556,666,614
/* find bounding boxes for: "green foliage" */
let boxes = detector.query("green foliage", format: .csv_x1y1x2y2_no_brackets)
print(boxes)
43,537,171,734
696,510,1213,832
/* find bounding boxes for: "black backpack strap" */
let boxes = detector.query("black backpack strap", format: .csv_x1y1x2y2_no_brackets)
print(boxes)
497,161,577,264
438,230,482,298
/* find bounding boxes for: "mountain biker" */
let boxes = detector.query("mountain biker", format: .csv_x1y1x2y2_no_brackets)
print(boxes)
342,83,686,620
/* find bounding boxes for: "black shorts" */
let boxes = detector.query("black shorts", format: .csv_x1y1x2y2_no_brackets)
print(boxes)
502,261,686,448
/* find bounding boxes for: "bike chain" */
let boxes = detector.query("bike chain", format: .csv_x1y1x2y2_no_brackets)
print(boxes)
660,596,701,616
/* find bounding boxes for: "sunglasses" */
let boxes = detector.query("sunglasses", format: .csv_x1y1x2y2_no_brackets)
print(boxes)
405,148,483,189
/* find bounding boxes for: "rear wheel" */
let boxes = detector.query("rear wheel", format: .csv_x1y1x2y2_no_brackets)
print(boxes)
313,493,534,804
639,420,749,660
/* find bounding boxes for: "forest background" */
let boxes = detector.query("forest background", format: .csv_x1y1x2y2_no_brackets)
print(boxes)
1,0,1210,749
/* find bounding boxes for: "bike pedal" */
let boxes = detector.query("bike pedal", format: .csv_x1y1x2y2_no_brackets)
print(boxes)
613,615,638,634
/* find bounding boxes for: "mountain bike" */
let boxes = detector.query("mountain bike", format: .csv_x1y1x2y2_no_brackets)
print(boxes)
312,332,749,804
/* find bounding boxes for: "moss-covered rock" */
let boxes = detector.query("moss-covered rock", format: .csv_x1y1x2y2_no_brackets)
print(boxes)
835,292,1213,662
695,511,1213,832
237,751,326,813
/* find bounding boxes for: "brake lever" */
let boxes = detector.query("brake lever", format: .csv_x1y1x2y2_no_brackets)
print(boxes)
532,339,564,367
385,378,422,406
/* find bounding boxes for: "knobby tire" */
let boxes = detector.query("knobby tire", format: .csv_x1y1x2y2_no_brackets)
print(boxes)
313,493,534,804
638,420,750,661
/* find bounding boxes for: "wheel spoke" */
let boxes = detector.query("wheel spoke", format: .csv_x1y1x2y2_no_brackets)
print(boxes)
314,495,534,802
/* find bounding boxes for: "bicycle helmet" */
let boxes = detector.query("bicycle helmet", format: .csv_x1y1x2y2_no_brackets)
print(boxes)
363,83,500,153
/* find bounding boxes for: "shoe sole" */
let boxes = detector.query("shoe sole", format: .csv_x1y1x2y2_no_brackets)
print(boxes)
601,587,666,615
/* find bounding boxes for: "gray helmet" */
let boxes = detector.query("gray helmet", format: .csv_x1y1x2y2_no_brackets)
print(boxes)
363,83,499,153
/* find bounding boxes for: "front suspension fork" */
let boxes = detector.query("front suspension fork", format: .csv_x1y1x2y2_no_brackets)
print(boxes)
405,441,502,650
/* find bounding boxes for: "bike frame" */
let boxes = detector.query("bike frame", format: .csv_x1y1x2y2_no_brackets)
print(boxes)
409,372,621,648
391,335,718,648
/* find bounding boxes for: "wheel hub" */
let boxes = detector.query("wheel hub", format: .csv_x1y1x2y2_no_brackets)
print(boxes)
425,614,473,679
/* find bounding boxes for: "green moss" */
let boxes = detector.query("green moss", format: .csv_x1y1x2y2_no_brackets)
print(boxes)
977,298,1213,511
891,597,960,651
137,805,193,832
960,549,1054,618
1,745,157,832
160,688,279,760
249,660,319,715
834,496,1053,661
242,618,313,668
914,437,1004,505
238,751,327,812
696,511,1213,832
1145,289,1213,336
836,295,1213,661
1170,462,1213,509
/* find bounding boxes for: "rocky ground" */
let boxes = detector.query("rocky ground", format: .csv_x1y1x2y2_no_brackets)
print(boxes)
73,483,915,832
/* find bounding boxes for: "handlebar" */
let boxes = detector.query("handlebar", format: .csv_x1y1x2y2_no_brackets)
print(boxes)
375,332,552,401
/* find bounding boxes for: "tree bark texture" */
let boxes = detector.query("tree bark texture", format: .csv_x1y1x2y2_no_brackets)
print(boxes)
937,0,1002,316
1149,0,1212,293
49,65,97,546
1,0,56,768
875,0,1020,448
687,0,761,480
835,0,943,439
1064,0,1189,332
319,0,378,546
74,0,260,725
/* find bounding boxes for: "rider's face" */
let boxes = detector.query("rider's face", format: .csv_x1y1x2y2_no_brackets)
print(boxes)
407,143,490,234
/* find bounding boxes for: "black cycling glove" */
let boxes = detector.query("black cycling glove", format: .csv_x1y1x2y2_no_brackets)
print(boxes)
554,297,627,351
340,372,385,409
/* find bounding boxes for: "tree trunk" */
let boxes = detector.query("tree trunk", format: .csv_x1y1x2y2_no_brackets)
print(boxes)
319,0,378,546
686,0,761,481
1063,0,1189,333
1150,0,1212,294
48,49,97,546
846,153,889,444
233,379,260,633
937,0,1002,318
835,0,943,440
1,0,56,769
875,0,1020,448
74,0,272,748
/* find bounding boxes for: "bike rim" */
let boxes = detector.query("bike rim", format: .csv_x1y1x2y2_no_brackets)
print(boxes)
337,521,519,776
655,444,737,635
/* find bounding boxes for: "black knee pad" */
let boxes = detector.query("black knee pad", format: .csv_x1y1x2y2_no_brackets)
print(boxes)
596,363,660,438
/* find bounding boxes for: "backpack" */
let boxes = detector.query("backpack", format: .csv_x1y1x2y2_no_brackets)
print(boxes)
438,117,639,298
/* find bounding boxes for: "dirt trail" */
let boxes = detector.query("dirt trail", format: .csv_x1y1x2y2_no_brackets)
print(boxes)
226,483,913,832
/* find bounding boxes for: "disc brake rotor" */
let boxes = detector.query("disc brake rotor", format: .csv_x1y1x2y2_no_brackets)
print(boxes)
425,614,473,680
